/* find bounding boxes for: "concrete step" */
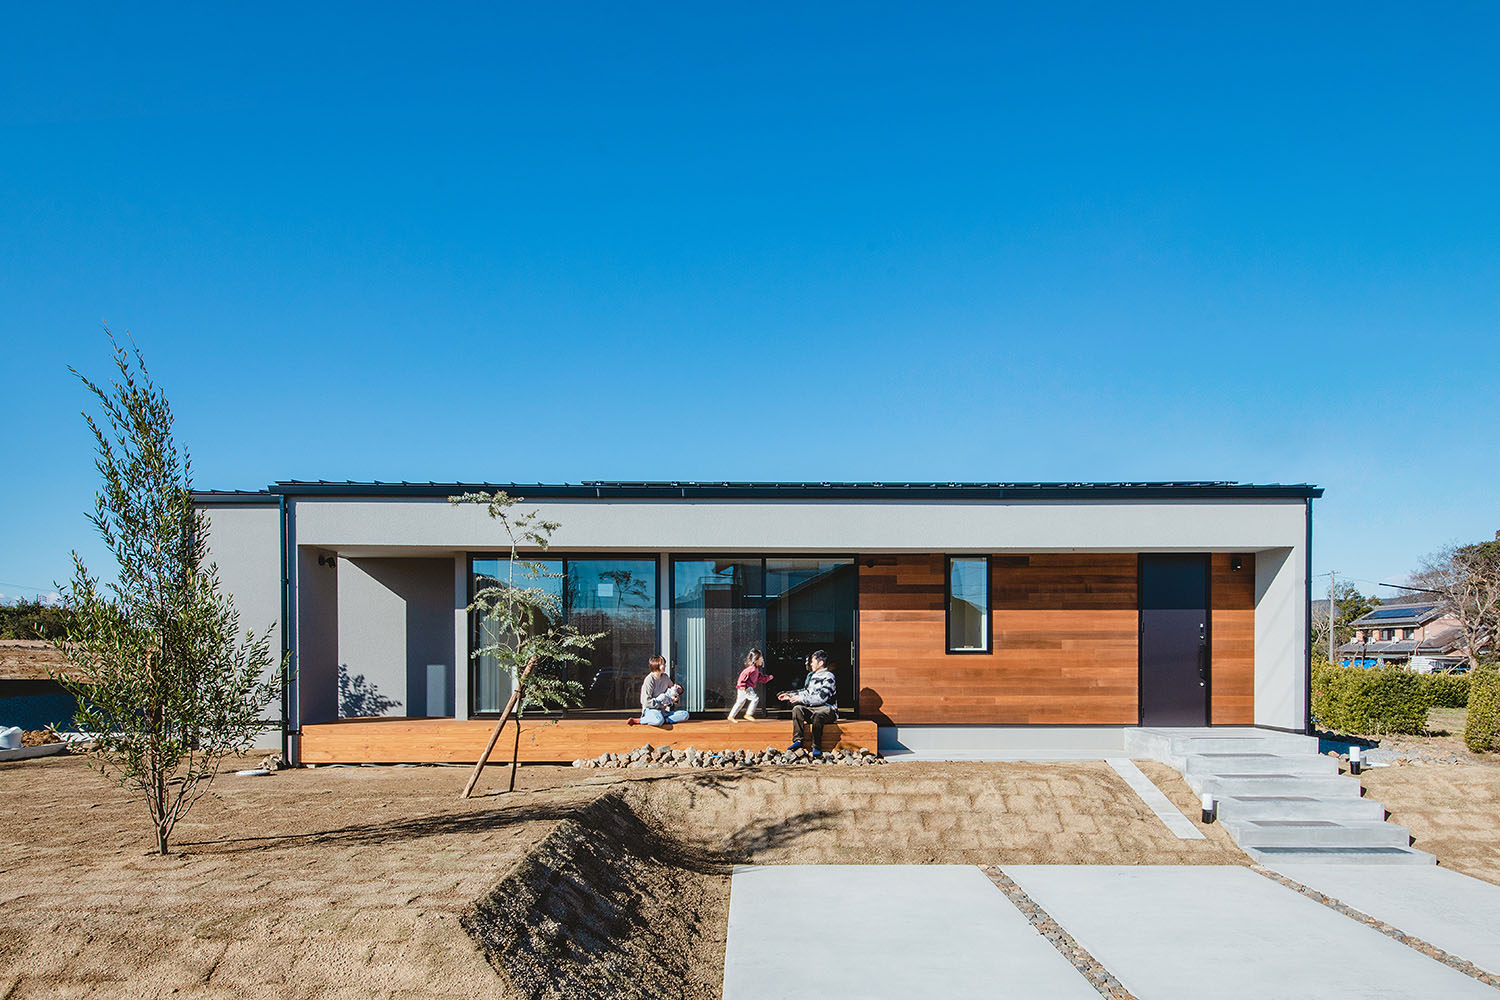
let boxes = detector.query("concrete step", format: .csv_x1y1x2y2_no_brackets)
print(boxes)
1215,794,1387,823
1170,734,1320,757
1193,773,1365,799
1222,818,1411,849
1183,752,1339,777
1244,845,1436,866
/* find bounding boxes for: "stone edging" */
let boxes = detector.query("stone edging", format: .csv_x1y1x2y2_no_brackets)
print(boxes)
1249,864,1500,991
981,866,1138,1000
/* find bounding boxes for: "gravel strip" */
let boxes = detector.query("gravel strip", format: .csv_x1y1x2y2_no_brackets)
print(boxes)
1250,865,1500,990
981,866,1137,1000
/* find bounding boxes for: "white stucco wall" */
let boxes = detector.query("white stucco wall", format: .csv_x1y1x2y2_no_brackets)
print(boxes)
1254,545,1309,731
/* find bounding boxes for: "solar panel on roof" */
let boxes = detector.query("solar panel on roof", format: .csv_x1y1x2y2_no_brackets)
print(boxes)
1365,605,1436,619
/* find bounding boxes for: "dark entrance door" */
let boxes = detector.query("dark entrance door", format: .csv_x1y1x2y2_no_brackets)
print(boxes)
1139,554,1210,726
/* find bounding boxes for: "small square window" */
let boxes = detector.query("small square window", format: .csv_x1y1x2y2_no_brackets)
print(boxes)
946,556,991,653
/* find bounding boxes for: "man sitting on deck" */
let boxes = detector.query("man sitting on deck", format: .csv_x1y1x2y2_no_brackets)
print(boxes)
777,649,837,758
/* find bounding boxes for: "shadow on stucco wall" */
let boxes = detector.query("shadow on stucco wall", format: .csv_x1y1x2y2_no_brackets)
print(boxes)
338,663,401,718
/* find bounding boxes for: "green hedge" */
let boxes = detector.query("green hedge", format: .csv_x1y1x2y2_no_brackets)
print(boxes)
1465,666,1500,753
1419,672,1471,709
1311,663,1430,736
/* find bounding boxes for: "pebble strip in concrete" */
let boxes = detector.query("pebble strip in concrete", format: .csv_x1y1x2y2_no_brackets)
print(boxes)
981,866,1138,1000
1250,865,1500,990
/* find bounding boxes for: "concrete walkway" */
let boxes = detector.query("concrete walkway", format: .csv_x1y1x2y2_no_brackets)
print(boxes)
1270,864,1500,977
722,865,1099,1000
1004,865,1495,999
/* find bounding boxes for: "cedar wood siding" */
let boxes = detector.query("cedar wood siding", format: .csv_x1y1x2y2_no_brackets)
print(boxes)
1209,552,1256,724
857,554,1139,724
856,552,1257,726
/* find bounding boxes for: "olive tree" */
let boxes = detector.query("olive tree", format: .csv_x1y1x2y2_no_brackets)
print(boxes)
56,332,282,854
451,490,601,794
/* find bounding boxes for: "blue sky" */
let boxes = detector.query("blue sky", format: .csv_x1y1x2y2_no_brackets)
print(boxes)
2,3,1497,602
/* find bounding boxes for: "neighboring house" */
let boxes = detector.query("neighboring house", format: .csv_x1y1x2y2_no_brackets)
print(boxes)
193,480,1321,763
1336,601,1474,671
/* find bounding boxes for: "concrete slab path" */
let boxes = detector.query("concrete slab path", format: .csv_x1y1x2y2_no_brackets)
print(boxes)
1004,865,1495,999
722,865,1098,1000
1106,757,1204,839
1271,864,1500,977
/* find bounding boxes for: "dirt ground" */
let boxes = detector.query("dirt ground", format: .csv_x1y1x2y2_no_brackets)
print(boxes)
0,753,1239,999
1357,764,1500,886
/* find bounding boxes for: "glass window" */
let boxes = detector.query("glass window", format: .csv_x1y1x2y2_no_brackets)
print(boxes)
672,559,764,712
947,556,990,653
765,558,856,710
469,556,658,714
565,559,659,710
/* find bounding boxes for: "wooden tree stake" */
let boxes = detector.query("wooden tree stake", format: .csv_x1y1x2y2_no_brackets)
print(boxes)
459,659,534,799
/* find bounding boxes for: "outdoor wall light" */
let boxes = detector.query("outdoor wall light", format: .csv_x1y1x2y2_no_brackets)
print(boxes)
1349,745,1363,775
1200,793,1216,824
1230,555,1244,572
318,553,336,567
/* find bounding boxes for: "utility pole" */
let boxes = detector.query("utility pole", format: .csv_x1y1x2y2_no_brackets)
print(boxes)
1329,570,1336,665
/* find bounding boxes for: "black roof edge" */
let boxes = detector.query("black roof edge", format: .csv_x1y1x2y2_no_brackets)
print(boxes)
193,490,281,506
192,480,1324,502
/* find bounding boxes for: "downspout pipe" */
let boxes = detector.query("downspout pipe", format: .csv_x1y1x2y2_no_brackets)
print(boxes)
1305,497,1314,736
279,493,290,763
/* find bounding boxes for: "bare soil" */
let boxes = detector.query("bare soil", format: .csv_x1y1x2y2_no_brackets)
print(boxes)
0,753,1239,999
1356,764,1500,886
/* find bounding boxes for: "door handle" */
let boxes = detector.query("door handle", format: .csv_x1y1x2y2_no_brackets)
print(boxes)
1198,623,1208,683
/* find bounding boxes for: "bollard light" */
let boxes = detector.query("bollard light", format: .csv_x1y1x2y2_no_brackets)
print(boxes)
1350,745,1363,775
1201,793,1216,824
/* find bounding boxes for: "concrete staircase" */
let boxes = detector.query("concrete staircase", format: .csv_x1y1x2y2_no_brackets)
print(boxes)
1126,727,1434,865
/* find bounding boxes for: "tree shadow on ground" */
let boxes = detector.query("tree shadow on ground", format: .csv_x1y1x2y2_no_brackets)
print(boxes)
180,797,584,854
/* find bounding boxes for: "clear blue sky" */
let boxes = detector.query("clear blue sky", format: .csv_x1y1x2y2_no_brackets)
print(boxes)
2,3,1497,602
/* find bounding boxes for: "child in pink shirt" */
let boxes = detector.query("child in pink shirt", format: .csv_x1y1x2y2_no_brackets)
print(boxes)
727,647,773,721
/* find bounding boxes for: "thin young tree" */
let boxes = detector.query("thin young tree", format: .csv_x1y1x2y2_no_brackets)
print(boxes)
1412,534,1500,670
452,490,602,795
55,331,282,854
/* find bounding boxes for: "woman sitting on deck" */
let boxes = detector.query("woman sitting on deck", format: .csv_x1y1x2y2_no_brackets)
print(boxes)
627,655,689,727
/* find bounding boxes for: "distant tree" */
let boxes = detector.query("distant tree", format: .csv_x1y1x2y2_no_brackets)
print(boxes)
55,331,282,854
1311,580,1378,659
1411,534,1500,670
0,598,74,640
450,490,602,793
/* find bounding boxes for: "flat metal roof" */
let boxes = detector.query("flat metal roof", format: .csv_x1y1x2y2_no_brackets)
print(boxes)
193,480,1323,503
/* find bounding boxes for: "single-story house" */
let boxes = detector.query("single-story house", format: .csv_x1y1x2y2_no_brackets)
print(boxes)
193,480,1320,763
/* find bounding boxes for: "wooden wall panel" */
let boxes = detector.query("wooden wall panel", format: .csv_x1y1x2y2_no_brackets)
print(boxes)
1211,552,1256,724
857,554,1139,725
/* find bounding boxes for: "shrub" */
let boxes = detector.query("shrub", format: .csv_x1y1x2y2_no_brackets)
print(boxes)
1311,662,1429,736
1464,666,1500,753
1419,671,1470,709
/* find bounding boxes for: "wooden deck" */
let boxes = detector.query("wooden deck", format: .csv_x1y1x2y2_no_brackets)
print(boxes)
299,715,880,764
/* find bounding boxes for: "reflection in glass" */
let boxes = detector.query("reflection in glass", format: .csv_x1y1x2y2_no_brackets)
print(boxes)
470,558,563,713
469,557,658,713
948,557,989,652
565,559,658,710
672,560,764,712
765,559,856,706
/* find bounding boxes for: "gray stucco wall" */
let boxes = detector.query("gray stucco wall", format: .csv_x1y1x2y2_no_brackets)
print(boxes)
201,505,282,730
335,556,455,718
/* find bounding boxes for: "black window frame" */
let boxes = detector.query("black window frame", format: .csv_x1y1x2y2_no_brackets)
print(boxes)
944,554,992,655
466,552,662,718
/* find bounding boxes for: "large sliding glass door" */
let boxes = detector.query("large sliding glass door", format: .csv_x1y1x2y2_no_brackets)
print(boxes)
671,556,856,714
469,555,658,714
671,560,764,712
764,558,857,710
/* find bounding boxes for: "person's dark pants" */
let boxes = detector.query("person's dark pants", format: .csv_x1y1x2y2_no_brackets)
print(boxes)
791,705,837,749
